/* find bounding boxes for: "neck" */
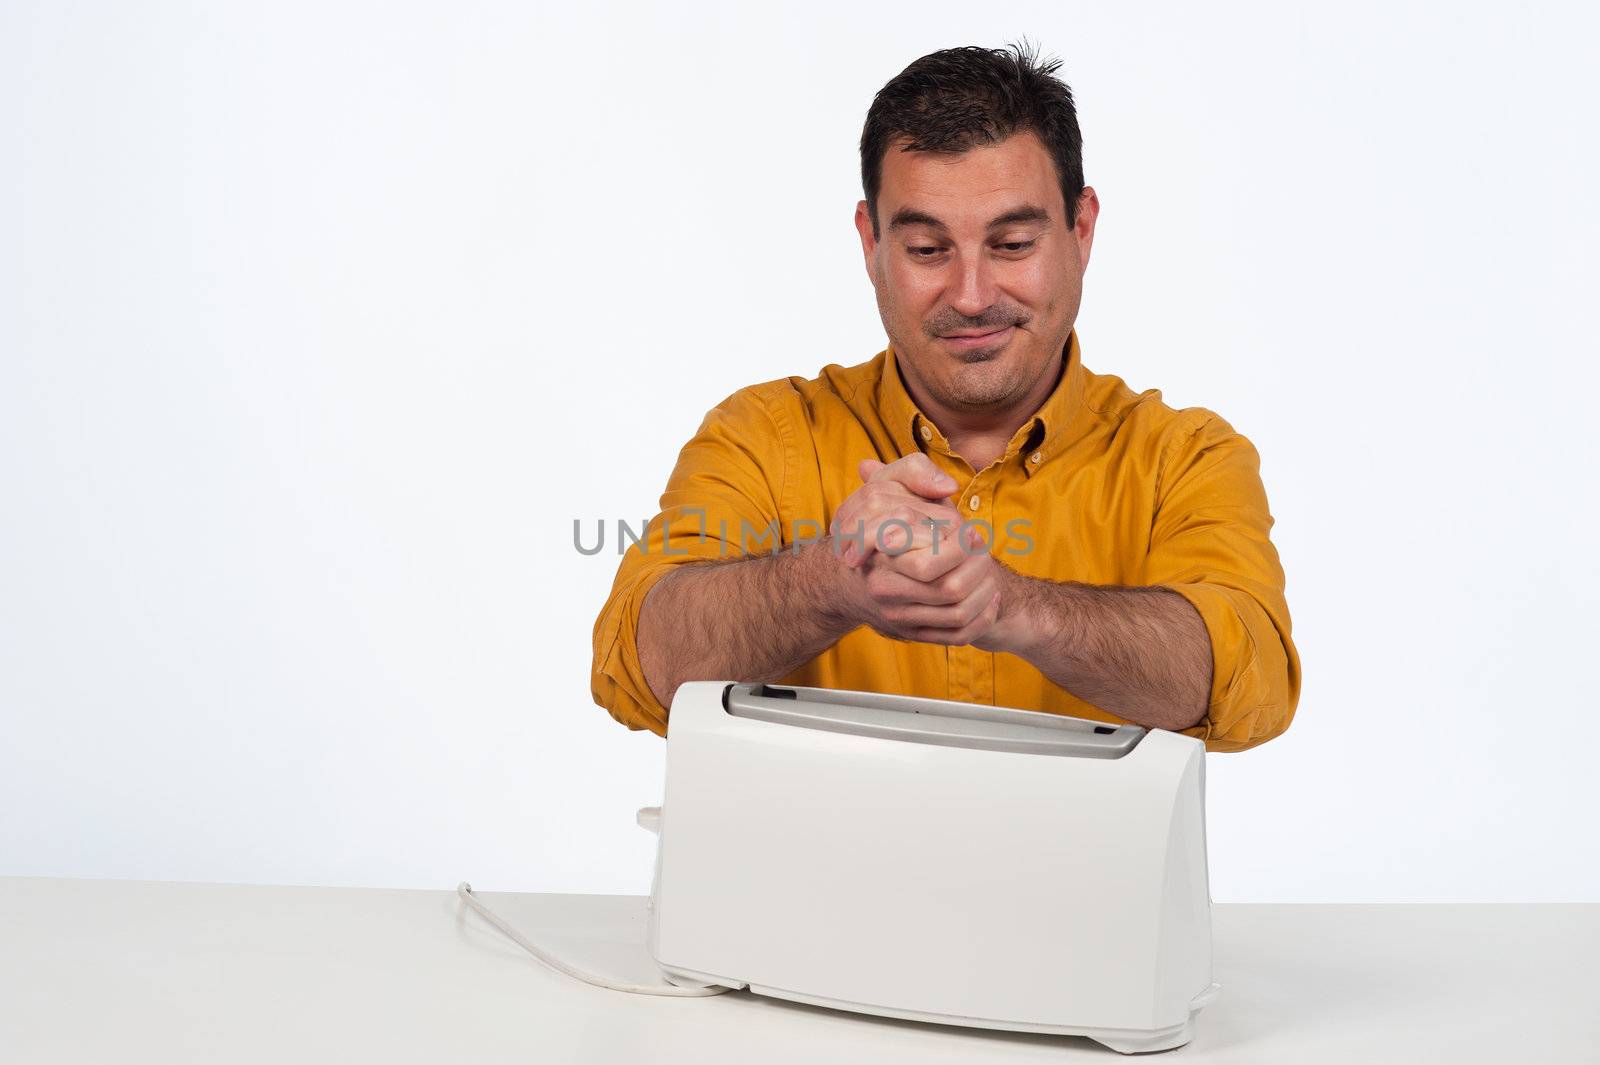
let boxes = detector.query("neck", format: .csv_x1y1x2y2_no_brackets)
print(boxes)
903,346,1067,472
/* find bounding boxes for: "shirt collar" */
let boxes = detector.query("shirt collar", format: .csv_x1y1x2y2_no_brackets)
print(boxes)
877,328,1088,476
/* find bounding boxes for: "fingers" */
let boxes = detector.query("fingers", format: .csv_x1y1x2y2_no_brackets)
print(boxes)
835,454,968,568
853,507,962,567
833,455,1002,647
859,558,956,608
834,454,961,568
855,536,1001,647
869,540,994,606
864,452,958,502
906,591,1002,646
865,573,1000,642
835,496,962,567
878,574,997,630
880,521,985,582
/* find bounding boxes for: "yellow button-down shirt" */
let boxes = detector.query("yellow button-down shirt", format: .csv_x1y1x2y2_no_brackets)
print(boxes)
591,330,1300,752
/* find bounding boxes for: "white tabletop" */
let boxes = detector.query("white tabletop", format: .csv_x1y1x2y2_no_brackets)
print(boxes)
1,877,1595,1063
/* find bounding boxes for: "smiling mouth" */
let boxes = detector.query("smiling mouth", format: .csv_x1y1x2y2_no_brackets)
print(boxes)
938,325,1015,354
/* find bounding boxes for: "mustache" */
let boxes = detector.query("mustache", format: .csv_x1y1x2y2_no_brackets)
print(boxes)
924,311,1030,336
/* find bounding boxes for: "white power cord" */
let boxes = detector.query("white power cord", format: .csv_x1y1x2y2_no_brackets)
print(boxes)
455,881,733,998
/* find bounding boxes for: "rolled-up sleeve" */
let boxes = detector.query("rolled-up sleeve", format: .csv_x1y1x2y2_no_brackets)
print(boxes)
1141,409,1301,752
590,384,790,736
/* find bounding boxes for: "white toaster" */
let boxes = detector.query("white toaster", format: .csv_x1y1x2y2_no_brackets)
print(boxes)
641,681,1221,1054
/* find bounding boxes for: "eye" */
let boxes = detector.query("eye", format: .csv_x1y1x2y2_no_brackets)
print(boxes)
998,240,1036,253
908,245,944,258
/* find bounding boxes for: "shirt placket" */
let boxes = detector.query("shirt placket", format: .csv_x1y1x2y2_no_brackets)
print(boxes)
947,468,998,705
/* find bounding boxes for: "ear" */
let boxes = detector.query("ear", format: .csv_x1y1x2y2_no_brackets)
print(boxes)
1074,186,1101,271
853,200,878,280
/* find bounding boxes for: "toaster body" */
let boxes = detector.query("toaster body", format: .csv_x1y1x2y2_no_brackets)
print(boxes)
645,681,1219,1054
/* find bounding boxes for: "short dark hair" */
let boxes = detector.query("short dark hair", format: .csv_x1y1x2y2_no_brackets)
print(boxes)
859,39,1085,239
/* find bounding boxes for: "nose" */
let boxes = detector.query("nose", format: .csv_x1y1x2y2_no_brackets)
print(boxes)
947,247,998,319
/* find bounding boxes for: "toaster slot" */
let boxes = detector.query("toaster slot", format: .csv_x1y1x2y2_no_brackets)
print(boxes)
724,683,1145,758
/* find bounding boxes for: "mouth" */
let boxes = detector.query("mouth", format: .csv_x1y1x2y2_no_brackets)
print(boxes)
938,325,1015,352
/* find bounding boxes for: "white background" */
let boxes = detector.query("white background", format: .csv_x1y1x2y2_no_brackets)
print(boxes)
4,1,1597,902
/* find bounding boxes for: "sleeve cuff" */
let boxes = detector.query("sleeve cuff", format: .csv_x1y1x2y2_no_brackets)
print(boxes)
1160,581,1272,752
591,560,705,737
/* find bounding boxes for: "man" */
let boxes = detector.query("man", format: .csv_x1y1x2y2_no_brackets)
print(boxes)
590,42,1300,752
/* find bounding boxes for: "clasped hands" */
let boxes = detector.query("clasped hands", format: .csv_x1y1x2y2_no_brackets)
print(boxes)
826,453,1030,653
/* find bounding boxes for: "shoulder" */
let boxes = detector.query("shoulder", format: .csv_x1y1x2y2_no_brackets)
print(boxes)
690,377,794,440
1080,362,1245,459
700,351,886,432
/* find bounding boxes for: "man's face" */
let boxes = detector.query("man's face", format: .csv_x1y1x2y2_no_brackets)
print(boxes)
854,130,1099,417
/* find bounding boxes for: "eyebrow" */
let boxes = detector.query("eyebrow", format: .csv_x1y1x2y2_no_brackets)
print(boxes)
887,204,1052,233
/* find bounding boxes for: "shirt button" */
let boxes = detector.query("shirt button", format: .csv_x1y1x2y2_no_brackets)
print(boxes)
969,494,981,511
1029,452,1042,464
919,424,933,442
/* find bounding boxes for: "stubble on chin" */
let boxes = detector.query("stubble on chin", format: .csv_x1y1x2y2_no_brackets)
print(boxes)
927,355,1029,413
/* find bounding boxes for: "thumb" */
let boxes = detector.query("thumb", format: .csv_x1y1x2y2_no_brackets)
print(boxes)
867,453,959,500
904,463,959,500
858,458,885,483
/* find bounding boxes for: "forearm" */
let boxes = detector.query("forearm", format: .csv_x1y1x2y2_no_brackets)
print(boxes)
998,569,1212,732
637,538,855,710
